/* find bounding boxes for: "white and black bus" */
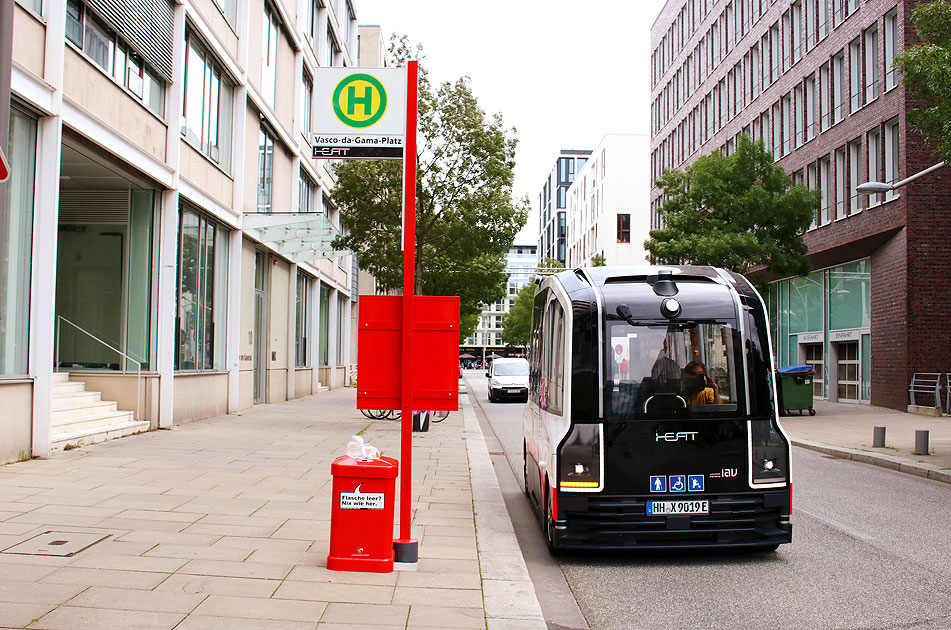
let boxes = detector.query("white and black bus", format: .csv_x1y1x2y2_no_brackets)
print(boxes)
523,266,792,551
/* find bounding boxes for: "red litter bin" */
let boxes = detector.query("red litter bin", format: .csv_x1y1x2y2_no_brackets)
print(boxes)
327,455,399,573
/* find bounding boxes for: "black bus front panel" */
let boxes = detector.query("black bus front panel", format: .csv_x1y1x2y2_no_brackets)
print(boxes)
552,418,791,550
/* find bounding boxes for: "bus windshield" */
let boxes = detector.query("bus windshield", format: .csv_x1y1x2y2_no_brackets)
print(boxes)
605,321,744,420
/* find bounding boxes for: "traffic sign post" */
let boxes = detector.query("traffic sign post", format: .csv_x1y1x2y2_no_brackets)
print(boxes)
395,60,419,565
315,62,435,569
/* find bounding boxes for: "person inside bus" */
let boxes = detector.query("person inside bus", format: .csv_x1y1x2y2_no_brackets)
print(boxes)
683,360,720,405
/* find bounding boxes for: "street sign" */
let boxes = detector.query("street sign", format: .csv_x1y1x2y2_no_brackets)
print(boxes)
0,144,9,182
313,68,407,160
356,295,460,412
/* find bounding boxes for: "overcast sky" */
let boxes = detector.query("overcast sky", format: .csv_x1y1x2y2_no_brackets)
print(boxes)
355,0,669,243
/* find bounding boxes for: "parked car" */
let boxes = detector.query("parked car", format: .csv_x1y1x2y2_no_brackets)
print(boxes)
486,357,529,403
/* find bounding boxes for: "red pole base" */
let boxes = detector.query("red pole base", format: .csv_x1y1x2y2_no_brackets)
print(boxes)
393,538,418,564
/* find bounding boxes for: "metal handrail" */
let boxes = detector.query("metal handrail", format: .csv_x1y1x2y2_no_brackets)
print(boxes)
55,316,141,420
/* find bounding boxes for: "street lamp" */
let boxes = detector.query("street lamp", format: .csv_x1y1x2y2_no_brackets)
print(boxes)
856,160,947,195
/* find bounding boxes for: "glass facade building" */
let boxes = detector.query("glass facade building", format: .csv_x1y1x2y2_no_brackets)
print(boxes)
768,259,871,403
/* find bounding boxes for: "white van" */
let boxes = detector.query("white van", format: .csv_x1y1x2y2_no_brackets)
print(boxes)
486,357,530,403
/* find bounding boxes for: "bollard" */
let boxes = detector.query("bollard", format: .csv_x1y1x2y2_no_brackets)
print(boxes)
873,426,886,448
914,430,930,455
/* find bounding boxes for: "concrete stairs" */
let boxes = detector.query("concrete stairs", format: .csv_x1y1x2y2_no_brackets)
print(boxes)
51,373,149,450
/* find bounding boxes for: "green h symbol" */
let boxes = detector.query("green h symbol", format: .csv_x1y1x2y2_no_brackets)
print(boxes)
347,84,374,116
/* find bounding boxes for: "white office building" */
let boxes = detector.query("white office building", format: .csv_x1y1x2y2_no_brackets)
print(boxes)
565,134,651,267
1,0,377,463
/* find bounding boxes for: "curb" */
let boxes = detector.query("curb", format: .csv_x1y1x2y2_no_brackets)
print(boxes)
791,438,951,485
461,394,547,630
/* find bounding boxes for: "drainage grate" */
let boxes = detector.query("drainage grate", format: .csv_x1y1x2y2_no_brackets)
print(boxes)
1,531,111,557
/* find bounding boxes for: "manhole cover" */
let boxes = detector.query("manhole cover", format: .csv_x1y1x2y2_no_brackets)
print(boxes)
1,531,110,557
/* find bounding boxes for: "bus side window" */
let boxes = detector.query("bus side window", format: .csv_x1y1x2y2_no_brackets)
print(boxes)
529,289,547,407
544,298,565,416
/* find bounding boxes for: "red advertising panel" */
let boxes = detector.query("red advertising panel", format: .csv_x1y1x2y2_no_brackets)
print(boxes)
357,295,460,411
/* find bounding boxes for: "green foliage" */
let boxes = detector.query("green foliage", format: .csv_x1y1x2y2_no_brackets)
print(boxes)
645,135,817,279
538,258,565,274
331,37,528,341
590,253,607,266
896,0,951,163
501,282,536,347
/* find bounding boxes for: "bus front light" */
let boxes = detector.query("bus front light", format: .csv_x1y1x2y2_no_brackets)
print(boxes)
559,424,604,492
751,421,788,484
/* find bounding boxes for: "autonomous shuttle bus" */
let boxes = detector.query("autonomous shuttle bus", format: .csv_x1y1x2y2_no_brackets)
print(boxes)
523,266,792,551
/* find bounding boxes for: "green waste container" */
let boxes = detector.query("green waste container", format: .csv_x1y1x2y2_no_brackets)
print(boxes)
776,365,816,416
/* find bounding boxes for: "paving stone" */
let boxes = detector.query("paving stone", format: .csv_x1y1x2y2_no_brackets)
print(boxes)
0,601,59,628
318,602,410,626
407,604,486,628
191,594,326,622
64,586,206,613
28,606,185,630
273,580,394,605
152,574,281,598
0,581,85,605
41,567,169,590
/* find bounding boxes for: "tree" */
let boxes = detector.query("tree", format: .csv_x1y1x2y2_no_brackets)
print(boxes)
645,135,817,279
331,38,529,341
500,259,564,347
896,0,951,163
500,282,535,347
590,253,607,266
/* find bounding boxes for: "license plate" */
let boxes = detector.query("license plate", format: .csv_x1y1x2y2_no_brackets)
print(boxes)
507,389,521,394
646,500,709,515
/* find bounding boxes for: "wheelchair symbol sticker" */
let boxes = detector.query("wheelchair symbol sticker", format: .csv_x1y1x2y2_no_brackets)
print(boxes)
669,475,686,492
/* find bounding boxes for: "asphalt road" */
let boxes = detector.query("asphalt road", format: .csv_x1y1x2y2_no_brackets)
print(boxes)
465,371,951,630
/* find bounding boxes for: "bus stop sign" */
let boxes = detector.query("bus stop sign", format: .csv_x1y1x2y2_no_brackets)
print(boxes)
356,295,460,411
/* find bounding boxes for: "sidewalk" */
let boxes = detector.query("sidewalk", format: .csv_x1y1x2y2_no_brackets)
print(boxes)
782,399,951,483
0,388,545,630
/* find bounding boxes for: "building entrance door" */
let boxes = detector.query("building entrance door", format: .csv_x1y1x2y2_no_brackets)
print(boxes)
253,251,268,404
803,343,824,398
835,341,860,402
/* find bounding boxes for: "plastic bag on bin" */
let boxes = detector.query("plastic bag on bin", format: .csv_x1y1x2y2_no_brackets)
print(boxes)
346,435,380,461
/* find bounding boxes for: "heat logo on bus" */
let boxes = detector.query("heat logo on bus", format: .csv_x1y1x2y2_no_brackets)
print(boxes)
655,431,698,442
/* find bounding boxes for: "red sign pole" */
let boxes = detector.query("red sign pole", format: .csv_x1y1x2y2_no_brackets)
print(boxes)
394,60,419,564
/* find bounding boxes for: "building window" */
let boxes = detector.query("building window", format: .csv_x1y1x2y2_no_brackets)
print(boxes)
819,155,831,225
617,214,631,243
849,38,861,113
336,296,347,365
296,272,312,368
326,25,339,66
884,118,899,202
864,25,879,104
867,127,882,207
832,50,845,124
1,108,37,376
319,284,330,366
884,9,898,92
791,2,803,64
781,93,792,156
176,206,229,371
819,62,830,132
848,137,862,215
183,31,234,171
214,0,238,27
805,73,816,141
302,70,313,135
262,3,279,107
258,125,275,213
65,0,166,117
834,146,847,220
299,171,316,213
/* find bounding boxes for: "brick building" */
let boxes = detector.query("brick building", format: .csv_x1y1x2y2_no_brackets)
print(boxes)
649,0,950,410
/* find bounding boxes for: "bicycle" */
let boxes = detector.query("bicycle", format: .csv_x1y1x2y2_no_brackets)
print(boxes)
359,409,449,422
